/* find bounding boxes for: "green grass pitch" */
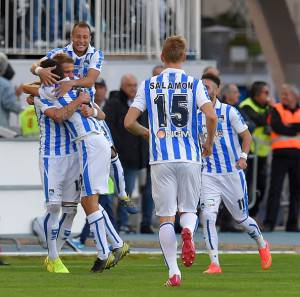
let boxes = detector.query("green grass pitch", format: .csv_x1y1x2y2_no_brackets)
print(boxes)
0,254,299,297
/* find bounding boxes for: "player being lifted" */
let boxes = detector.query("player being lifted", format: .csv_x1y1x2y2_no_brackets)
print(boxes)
30,21,137,213
124,36,217,286
198,73,272,274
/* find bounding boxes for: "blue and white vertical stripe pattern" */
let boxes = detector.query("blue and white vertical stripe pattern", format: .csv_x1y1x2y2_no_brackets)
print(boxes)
144,72,202,164
198,100,247,174
98,120,114,146
46,43,104,78
54,89,102,140
34,98,77,157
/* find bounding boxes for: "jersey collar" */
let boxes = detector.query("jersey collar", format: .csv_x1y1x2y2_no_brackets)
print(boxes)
67,43,94,56
215,98,222,110
161,68,186,75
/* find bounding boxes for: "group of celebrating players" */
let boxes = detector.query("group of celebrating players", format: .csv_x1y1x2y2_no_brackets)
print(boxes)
23,21,272,287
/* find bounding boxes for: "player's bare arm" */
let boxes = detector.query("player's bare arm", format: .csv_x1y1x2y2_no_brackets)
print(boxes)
80,102,106,120
22,82,40,97
31,59,60,86
124,107,149,141
236,129,252,170
44,92,90,123
201,102,217,157
55,69,100,97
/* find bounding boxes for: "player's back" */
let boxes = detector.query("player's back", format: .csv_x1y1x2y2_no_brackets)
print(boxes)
198,100,247,174
144,68,205,164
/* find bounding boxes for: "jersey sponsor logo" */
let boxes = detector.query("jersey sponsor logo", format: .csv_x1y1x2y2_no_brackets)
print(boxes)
156,128,190,139
200,125,224,139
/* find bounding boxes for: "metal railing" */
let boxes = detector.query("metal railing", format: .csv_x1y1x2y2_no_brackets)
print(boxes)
0,0,201,57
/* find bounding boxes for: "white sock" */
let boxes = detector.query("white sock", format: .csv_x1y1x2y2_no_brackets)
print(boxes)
56,205,77,252
44,204,61,260
238,216,266,248
110,155,127,198
180,213,198,234
159,222,181,278
201,211,219,266
102,209,123,249
87,210,110,260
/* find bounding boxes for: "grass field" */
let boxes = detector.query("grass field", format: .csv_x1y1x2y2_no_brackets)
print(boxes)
0,254,299,297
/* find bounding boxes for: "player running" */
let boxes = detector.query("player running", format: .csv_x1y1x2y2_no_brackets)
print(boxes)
124,36,217,286
198,73,272,274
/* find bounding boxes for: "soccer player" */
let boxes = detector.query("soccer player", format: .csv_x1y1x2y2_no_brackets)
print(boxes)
124,36,217,286
198,73,272,274
30,21,137,213
25,56,129,271
36,58,115,272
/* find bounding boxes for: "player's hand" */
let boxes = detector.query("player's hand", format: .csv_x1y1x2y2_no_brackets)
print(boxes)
39,66,60,86
236,158,247,170
77,92,90,105
202,141,213,157
54,80,75,97
80,105,94,118
26,95,34,105
142,129,149,142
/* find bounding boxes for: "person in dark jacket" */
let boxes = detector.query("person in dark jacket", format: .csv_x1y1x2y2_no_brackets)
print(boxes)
104,74,148,232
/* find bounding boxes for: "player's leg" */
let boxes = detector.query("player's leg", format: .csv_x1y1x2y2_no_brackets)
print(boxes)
102,209,130,264
200,174,222,273
40,157,69,273
222,172,272,270
151,163,181,287
57,153,80,252
177,163,202,267
79,135,114,272
110,146,138,214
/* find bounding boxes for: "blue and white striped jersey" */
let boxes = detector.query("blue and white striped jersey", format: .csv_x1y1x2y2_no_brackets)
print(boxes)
198,99,248,174
46,43,104,78
131,68,211,164
39,79,103,141
34,97,77,158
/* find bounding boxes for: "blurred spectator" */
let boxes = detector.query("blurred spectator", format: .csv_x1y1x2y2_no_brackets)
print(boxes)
264,84,300,232
202,66,220,77
239,81,274,217
152,65,164,76
222,83,255,133
0,53,23,129
104,74,148,232
19,105,39,136
94,77,108,108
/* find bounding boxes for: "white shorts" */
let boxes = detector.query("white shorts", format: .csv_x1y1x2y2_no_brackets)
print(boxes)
200,171,248,222
39,153,80,205
77,133,110,197
151,162,202,217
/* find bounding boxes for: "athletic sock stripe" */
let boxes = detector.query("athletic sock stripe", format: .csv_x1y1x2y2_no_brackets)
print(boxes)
206,220,214,250
103,212,119,243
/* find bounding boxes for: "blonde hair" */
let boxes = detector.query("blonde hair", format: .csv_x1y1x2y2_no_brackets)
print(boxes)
162,35,187,63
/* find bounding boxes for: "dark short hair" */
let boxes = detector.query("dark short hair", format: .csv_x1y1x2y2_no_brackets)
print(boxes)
72,21,91,35
201,73,221,87
40,59,64,81
250,81,268,98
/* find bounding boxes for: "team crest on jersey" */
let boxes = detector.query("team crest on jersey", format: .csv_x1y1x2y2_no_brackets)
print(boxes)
217,115,224,123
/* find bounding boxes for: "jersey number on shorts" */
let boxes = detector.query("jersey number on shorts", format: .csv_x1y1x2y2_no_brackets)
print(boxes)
154,94,189,128
237,199,246,211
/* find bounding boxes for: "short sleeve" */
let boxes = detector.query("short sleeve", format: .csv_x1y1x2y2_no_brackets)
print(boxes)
131,81,146,112
88,50,104,72
196,80,211,109
34,97,55,113
46,48,63,59
230,107,248,134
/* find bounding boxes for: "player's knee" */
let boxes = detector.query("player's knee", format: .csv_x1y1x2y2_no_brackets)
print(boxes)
46,203,61,214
